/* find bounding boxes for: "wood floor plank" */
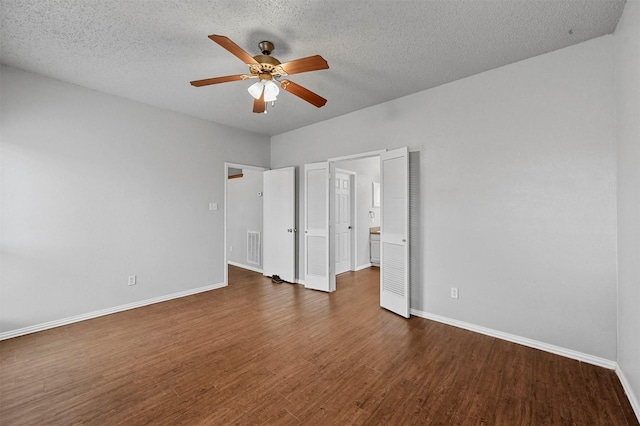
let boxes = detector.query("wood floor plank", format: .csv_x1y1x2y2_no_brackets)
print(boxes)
0,265,636,425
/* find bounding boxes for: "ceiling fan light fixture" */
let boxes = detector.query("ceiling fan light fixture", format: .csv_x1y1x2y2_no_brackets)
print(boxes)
192,35,328,113
247,81,264,99
263,80,279,102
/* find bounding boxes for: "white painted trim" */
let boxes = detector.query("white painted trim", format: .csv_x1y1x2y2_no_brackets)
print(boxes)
0,282,227,341
410,309,617,370
355,263,373,271
225,162,270,172
224,164,229,287
335,168,356,175
297,278,306,285
616,365,640,422
227,260,263,274
328,149,386,162
350,173,357,273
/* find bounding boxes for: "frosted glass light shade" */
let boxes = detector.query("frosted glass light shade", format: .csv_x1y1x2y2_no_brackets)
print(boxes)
263,80,279,102
248,80,279,102
247,81,263,99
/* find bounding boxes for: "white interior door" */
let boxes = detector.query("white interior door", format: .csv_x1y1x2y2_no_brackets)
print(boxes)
335,171,352,275
263,167,295,283
380,147,410,318
304,162,335,292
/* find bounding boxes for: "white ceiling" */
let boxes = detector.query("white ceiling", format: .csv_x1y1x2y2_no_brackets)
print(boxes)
0,0,626,137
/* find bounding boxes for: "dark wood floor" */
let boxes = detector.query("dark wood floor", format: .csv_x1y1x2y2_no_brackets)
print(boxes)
1,266,637,425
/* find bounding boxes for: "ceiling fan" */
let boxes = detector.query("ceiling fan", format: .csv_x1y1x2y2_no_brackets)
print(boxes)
191,35,329,114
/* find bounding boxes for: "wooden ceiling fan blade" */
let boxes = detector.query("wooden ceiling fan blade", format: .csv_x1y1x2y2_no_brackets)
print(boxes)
280,80,327,108
277,55,329,75
253,90,266,113
190,74,250,87
208,34,258,65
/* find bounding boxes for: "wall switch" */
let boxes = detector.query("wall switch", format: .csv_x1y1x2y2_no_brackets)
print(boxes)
128,275,136,286
450,287,459,299
209,203,218,211
229,245,233,252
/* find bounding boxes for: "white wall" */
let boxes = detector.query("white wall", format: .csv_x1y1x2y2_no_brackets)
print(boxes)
271,36,618,361
615,0,640,416
227,168,264,269
335,157,380,268
0,66,270,334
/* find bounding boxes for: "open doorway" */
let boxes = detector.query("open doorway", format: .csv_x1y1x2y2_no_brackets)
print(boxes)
224,162,268,286
317,148,411,318
302,152,385,292
333,157,381,276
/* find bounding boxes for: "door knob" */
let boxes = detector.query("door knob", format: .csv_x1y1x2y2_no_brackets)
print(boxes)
348,226,352,229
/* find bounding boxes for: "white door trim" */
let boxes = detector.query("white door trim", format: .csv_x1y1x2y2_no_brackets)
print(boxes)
328,149,387,162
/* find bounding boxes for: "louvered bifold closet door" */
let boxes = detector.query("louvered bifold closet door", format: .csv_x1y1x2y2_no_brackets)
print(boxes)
380,147,410,318
303,162,335,292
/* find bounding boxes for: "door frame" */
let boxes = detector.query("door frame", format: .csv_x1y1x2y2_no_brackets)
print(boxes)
224,162,269,286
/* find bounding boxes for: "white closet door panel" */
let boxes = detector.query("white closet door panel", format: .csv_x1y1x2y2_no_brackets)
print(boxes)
304,162,335,292
263,167,295,283
380,147,410,318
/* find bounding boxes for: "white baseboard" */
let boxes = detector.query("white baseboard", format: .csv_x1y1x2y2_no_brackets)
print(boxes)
0,281,226,341
227,261,263,274
354,263,373,271
410,309,617,370
616,364,640,422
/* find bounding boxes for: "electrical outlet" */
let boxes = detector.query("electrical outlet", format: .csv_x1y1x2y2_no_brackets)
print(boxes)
128,275,136,286
230,245,233,252
450,287,459,299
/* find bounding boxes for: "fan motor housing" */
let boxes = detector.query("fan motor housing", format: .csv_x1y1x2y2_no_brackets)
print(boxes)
252,54,281,67
250,44,285,77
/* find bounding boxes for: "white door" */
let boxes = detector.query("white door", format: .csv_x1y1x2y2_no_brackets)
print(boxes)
380,147,410,318
263,167,295,283
304,162,335,292
335,171,352,275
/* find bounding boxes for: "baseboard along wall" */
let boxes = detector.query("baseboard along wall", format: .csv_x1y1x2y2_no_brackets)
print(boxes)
410,308,639,423
0,281,226,341
616,364,640,422
227,261,263,274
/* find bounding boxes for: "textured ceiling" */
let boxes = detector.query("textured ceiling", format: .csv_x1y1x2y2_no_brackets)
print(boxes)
0,0,626,136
